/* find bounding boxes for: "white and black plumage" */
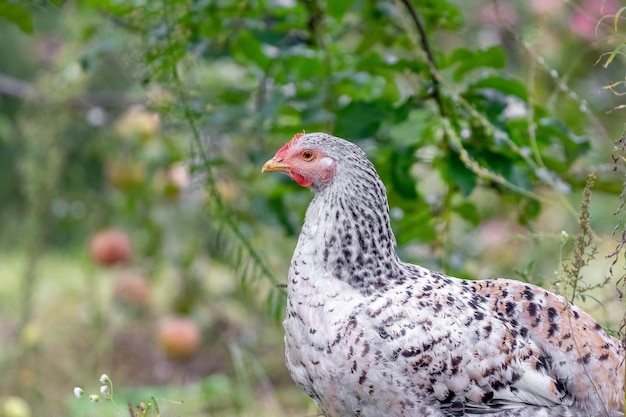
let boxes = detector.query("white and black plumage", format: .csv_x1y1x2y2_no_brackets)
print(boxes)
262,132,624,417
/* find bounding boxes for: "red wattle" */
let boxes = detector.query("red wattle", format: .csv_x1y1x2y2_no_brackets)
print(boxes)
291,171,313,187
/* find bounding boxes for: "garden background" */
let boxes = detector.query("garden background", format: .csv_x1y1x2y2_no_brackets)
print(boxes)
0,0,624,416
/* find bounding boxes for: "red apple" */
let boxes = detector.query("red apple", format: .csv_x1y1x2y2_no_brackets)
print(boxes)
113,271,151,307
157,316,201,359
89,229,132,266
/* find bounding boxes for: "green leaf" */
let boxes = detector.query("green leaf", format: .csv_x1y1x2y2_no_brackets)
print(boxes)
218,87,252,105
231,30,271,69
488,157,531,190
519,198,541,224
449,46,506,81
280,50,324,79
334,100,387,139
416,0,464,31
440,152,476,196
536,117,588,157
389,110,430,147
267,192,297,236
76,0,132,16
453,202,480,225
327,0,353,20
394,206,437,244
0,1,33,33
389,146,418,200
468,76,528,101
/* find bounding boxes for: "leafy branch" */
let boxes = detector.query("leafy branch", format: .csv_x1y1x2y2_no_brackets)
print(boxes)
395,0,581,220
163,48,286,321
397,0,446,117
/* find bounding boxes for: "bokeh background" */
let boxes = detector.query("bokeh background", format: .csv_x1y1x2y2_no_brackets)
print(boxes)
0,0,624,416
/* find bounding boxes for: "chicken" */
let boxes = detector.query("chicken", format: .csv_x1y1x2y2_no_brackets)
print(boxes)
262,132,625,417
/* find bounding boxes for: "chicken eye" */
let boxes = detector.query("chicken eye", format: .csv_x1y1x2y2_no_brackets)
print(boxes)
301,150,315,161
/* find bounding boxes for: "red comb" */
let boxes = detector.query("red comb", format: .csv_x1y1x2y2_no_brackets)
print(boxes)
276,133,305,157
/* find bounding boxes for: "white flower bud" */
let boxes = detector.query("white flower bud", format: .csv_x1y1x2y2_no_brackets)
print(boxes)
73,387,84,398
100,385,111,397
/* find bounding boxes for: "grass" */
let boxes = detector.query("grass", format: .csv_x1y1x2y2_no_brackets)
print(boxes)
0,250,313,417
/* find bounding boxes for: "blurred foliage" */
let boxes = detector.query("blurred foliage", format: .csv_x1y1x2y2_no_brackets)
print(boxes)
0,0,624,416
1,0,623,249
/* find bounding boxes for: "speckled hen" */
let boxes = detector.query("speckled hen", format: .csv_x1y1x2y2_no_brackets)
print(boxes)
262,132,624,417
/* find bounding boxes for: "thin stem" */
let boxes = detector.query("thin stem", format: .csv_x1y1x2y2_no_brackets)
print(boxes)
398,0,446,117
300,0,336,130
171,67,282,289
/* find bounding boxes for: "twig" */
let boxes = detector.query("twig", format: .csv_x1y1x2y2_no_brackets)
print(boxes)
300,0,336,129
398,0,445,116
300,0,324,47
170,67,282,290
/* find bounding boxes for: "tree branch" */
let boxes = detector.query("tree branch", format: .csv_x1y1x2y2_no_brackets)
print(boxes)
398,0,446,116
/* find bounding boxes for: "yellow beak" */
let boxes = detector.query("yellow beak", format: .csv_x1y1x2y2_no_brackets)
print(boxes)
262,158,290,173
